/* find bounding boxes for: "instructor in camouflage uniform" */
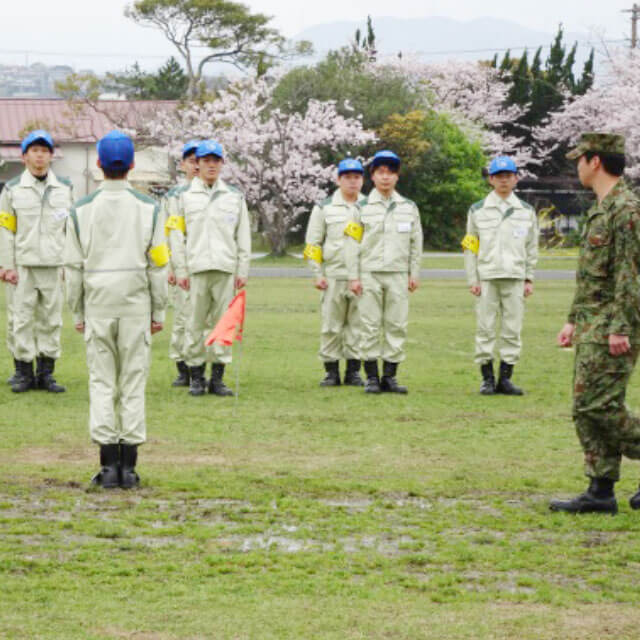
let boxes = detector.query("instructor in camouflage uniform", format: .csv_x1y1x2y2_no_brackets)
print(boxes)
304,158,365,387
551,133,640,515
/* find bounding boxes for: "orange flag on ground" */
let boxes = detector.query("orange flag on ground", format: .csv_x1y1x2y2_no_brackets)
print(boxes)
205,290,246,347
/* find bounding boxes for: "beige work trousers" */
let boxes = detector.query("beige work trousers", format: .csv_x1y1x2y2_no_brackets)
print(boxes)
85,316,151,446
185,270,235,367
169,285,189,362
474,278,525,365
13,266,63,362
319,278,361,362
359,271,409,363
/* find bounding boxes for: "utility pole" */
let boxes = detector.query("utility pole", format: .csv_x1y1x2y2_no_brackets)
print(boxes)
623,3,640,48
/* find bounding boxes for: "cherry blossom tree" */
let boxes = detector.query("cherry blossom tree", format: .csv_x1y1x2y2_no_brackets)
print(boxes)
534,50,640,179
369,57,539,173
148,77,375,254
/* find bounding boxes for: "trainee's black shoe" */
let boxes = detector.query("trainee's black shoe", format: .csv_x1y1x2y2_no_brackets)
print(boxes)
91,444,120,489
188,365,207,396
208,363,233,396
380,361,408,394
35,356,66,393
120,444,140,489
7,358,18,386
172,361,190,387
495,361,523,396
479,361,495,395
320,361,341,387
343,359,364,386
550,478,617,514
363,360,381,394
11,360,35,393
630,486,640,510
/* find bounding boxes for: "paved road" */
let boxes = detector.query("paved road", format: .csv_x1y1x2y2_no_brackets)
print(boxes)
250,267,576,280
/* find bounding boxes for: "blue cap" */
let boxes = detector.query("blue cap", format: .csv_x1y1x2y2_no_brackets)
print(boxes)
21,129,54,154
338,158,364,176
97,130,134,171
196,140,224,159
371,150,400,169
489,156,518,175
182,140,200,158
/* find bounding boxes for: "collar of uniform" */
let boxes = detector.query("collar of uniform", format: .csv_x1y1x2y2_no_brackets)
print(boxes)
368,189,404,206
191,176,229,195
100,179,131,191
331,189,362,207
599,179,626,212
20,169,61,190
486,190,520,210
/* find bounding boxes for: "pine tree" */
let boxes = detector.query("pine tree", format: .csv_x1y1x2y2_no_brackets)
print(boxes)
508,50,530,106
576,49,595,95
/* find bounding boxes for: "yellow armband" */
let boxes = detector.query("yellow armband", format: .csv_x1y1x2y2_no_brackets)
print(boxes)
344,221,364,243
149,243,170,267
303,244,323,263
0,211,17,234
164,215,186,236
461,234,479,255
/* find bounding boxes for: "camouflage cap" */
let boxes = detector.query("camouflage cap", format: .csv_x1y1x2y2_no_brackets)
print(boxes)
566,132,626,160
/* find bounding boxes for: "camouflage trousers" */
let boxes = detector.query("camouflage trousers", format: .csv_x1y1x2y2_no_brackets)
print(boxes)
573,343,640,481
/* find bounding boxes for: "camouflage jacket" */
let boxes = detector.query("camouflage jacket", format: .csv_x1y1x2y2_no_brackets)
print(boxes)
568,180,640,344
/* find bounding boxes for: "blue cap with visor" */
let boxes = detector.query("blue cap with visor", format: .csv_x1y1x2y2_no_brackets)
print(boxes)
488,156,518,175
338,158,364,176
97,130,135,171
371,150,401,169
196,140,224,159
182,140,200,158
21,129,54,154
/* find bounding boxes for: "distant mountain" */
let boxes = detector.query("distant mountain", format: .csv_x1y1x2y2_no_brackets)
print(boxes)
294,16,593,67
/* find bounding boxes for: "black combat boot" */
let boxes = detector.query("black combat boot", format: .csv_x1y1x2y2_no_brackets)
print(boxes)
172,361,190,387
91,444,120,489
380,361,408,394
35,356,66,393
629,484,640,510
120,444,140,489
495,361,524,395
208,363,233,396
11,360,35,393
549,478,618,515
7,359,18,386
363,360,381,394
188,365,207,396
343,359,364,386
479,361,495,395
320,361,341,387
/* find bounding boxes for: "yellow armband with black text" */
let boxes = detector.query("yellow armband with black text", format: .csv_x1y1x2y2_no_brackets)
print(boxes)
303,244,323,263
165,215,186,236
344,221,364,243
0,211,17,234
461,234,479,255
149,243,170,267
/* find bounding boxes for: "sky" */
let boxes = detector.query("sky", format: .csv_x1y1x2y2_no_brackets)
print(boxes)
0,0,634,72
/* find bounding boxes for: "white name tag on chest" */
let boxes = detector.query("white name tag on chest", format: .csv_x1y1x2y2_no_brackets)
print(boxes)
53,209,68,221
397,221,412,233
513,226,528,239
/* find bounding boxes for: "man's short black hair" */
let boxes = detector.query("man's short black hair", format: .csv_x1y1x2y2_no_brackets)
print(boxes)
370,160,400,175
102,166,130,179
583,151,626,177
182,149,196,160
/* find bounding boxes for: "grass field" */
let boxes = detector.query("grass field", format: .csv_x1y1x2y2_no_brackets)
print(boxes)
3,275,640,639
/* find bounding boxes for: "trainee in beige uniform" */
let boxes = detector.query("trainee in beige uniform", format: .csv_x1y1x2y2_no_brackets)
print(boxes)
164,139,199,387
169,140,251,397
0,129,73,393
65,130,168,488
345,151,423,394
462,156,538,396
304,158,366,387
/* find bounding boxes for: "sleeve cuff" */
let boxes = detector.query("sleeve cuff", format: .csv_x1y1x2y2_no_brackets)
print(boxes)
152,310,166,324
73,312,85,325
